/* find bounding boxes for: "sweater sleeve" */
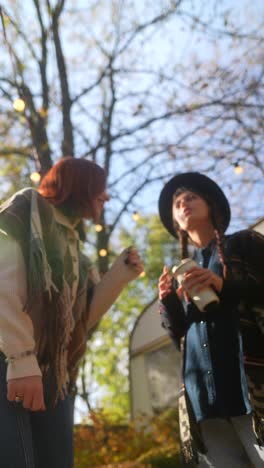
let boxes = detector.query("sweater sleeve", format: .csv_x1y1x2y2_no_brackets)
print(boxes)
0,230,41,380
220,230,264,307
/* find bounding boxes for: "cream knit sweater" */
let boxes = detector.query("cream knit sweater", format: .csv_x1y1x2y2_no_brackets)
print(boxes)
0,207,81,382
0,204,141,384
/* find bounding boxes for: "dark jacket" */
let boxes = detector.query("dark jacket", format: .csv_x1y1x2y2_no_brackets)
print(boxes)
160,230,264,442
160,229,264,359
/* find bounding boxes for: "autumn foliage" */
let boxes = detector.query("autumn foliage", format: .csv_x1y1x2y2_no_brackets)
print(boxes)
74,409,181,467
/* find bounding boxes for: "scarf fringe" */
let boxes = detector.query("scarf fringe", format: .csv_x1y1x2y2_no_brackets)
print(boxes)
28,238,58,303
180,440,199,465
179,382,207,465
28,191,74,405
40,280,74,406
252,411,264,446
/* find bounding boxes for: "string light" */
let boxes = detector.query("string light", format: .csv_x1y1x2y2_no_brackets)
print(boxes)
30,172,41,183
139,271,146,278
234,162,244,175
99,249,108,257
95,224,103,232
13,98,25,112
132,211,140,221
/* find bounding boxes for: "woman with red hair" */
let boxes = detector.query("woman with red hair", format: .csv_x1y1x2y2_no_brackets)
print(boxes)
0,157,143,468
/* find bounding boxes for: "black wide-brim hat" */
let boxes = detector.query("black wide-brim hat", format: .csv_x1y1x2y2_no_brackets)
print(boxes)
158,172,231,238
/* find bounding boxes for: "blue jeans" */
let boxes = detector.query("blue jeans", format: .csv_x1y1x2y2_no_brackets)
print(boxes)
0,353,74,468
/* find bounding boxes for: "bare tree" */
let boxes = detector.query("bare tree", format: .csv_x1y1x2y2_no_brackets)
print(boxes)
0,0,263,271
0,0,263,414
0,0,264,238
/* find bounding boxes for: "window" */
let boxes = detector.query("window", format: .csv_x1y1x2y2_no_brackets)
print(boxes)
145,343,181,413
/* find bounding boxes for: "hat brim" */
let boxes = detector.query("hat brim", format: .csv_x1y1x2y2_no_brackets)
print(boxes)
158,172,231,238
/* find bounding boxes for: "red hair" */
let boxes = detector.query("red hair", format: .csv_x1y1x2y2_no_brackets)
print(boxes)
38,157,106,215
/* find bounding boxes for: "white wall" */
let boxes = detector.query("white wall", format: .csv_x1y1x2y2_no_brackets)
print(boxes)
252,219,264,235
130,300,166,355
130,300,181,419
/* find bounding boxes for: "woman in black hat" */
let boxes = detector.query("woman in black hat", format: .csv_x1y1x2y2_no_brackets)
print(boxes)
158,172,264,467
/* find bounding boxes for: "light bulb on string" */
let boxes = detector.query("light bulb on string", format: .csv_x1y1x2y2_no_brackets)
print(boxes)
95,224,103,232
13,98,26,112
99,249,108,257
234,162,244,175
30,172,41,183
139,271,146,278
132,211,140,222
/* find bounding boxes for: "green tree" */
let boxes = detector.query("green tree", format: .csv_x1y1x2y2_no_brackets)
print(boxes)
77,214,180,420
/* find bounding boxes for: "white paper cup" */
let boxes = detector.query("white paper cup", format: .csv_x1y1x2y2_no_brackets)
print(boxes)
172,258,220,312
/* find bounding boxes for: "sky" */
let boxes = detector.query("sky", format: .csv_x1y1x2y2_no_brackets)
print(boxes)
1,0,263,236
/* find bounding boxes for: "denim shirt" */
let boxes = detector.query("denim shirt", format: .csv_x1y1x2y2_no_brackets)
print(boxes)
161,240,252,423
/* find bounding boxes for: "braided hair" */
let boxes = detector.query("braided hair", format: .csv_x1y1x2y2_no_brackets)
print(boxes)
213,224,228,279
172,187,228,279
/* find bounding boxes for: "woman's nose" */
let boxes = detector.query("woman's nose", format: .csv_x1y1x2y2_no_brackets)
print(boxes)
181,198,188,208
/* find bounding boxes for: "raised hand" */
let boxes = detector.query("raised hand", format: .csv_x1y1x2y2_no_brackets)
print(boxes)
111,246,144,284
158,265,173,300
